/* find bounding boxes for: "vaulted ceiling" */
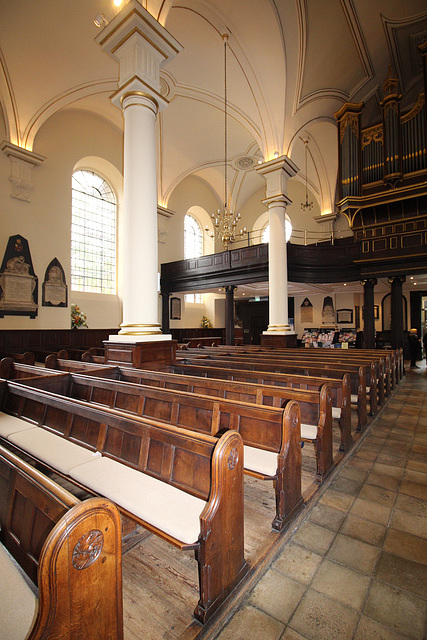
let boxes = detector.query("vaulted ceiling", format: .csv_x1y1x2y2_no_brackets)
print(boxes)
1,0,426,217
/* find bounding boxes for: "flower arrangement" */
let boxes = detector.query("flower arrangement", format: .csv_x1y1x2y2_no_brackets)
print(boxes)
200,315,212,329
71,304,88,329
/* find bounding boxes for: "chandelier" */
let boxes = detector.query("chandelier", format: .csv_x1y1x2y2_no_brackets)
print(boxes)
206,34,245,250
301,138,313,212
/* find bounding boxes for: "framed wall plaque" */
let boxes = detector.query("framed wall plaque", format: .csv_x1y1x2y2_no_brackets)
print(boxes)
170,296,181,320
0,234,38,318
337,308,353,324
42,258,67,307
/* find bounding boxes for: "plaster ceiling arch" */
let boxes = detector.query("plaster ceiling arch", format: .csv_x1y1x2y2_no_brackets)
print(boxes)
163,0,286,159
287,118,339,215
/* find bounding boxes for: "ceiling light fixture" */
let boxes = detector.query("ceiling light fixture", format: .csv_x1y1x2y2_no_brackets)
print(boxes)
301,138,313,213
206,34,245,250
93,13,108,27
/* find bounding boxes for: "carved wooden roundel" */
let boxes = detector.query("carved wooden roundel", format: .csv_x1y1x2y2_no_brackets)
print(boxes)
72,529,104,570
228,447,238,470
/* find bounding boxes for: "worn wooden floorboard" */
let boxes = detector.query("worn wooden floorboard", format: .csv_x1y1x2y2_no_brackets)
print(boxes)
121,417,351,640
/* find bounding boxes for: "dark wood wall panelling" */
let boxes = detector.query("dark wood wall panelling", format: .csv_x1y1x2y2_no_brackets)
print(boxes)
0,328,118,353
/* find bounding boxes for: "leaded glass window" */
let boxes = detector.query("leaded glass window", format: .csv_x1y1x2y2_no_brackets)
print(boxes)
71,170,117,294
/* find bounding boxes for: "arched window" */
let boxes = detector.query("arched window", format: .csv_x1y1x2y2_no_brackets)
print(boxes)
184,214,203,259
184,214,203,303
71,170,117,294
262,216,293,243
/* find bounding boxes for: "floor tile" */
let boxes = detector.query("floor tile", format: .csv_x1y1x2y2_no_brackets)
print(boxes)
340,514,387,547
395,492,427,517
391,508,427,539
371,462,405,480
365,472,400,492
249,571,305,624
292,522,336,556
399,479,427,500
363,580,427,639
354,615,411,640
273,542,323,585
280,629,309,640
319,489,355,512
289,590,359,640
383,529,427,566
330,476,362,496
349,496,392,525
215,605,285,640
308,504,346,532
375,551,427,598
310,558,370,610
358,483,397,507
327,534,380,574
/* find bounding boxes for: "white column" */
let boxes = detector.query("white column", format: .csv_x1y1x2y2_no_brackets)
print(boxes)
120,94,160,335
96,0,182,341
256,156,298,335
266,196,290,332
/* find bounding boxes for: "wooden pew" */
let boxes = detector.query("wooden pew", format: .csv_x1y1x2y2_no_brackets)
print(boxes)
178,347,379,413
194,344,402,390
111,364,352,455
0,444,123,640
227,346,391,399
179,355,369,432
0,380,248,623
0,350,35,365
9,364,334,487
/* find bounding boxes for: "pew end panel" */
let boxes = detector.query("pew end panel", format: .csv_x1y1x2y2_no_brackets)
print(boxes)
273,400,304,531
0,445,123,640
195,430,248,623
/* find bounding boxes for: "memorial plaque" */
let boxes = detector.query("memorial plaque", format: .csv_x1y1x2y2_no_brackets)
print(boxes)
0,234,38,317
42,258,67,307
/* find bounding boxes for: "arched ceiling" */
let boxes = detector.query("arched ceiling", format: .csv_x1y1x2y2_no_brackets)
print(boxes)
0,0,426,215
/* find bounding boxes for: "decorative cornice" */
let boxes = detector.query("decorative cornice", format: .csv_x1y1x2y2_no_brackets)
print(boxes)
1,141,45,202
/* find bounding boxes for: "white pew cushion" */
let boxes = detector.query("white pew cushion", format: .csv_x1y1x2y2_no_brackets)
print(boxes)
0,412,35,439
332,407,341,420
0,544,38,640
244,445,277,477
69,457,206,546
301,423,318,441
351,394,358,403
8,427,101,475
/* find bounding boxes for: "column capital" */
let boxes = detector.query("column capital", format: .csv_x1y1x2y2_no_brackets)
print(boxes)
262,194,292,209
388,275,406,285
96,0,182,110
360,277,378,287
256,155,298,201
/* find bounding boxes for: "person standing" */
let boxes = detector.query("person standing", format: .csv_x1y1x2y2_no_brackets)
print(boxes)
423,332,427,366
408,328,420,369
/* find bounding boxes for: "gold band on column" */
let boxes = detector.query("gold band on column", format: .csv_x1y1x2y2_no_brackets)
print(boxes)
118,323,162,336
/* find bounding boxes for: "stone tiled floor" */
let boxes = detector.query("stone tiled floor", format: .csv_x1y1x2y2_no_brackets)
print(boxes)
210,365,427,640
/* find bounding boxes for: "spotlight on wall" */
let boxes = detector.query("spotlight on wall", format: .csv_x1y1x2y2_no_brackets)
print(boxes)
93,13,108,27
113,0,123,6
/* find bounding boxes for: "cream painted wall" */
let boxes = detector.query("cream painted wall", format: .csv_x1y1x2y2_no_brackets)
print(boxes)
161,175,220,263
0,108,123,330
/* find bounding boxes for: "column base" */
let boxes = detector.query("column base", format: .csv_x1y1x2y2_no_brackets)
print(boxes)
260,333,297,348
104,337,176,370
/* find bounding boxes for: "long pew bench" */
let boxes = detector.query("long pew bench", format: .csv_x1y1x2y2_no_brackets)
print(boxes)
179,355,369,432
0,444,123,640
216,347,390,402
8,369,317,524
2,358,345,473
0,379,250,624
190,344,402,391
110,364,352,455
34,358,352,454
